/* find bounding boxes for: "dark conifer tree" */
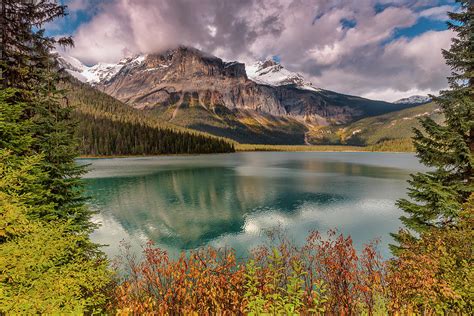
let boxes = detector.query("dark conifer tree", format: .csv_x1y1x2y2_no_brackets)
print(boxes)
393,1,473,247
0,1,111,312
0,0,90,230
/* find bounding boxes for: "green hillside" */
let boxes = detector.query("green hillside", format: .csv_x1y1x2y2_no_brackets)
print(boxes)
141,88,418,145
64,79,235,155
307,102,443,150
148,102,308,145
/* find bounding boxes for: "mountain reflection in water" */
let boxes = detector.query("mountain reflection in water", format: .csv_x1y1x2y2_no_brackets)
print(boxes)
82,152,425,259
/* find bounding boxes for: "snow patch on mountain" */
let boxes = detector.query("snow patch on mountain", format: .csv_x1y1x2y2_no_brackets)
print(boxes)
394,95,431,105
246,60,320,91
57,53,146,84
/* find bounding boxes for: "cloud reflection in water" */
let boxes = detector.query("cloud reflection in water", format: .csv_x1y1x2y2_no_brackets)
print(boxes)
84,152,424,259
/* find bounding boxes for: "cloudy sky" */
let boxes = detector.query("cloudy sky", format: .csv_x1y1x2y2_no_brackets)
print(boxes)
50,0,457,102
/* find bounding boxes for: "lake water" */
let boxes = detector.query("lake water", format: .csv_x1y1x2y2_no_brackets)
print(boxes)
81,152,425,259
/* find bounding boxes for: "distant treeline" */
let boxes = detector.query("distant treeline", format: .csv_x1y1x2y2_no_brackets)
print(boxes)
367,138,415,152
76,113,235,156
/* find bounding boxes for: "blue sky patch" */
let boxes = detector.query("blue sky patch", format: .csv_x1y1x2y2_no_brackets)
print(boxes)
374,2,393,14
392,17,448,40
48,10,92,36
340,18,357,29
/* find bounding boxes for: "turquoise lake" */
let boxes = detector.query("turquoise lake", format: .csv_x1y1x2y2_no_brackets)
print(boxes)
81,152,426,259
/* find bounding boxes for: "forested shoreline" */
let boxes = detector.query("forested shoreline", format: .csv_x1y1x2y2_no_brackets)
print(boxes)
76,112,234,155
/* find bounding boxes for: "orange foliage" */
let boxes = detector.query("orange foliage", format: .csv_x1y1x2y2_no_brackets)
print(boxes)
302,230,385,315
112,243,245,314
110,230,387,315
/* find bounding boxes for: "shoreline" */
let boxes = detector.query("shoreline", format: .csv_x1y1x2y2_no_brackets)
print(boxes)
78,145,414,159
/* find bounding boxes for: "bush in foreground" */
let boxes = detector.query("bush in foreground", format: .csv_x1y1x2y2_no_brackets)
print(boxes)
111,230,386,315
388,196,474,314
110,223,472,315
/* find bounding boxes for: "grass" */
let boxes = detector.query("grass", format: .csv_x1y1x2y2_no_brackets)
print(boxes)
236,144,368,152
237,140,416,153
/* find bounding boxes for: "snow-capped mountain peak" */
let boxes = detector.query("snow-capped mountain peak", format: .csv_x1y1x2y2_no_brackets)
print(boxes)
394,95,431,105
57,52,146,84
246,59,319,91
59,50,320,93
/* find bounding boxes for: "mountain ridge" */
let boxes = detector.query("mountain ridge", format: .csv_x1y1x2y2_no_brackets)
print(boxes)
245,59,319,91
59,46,420,144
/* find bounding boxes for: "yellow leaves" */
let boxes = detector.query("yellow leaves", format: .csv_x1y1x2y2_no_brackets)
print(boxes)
387,199,474,314
1,150,111,313
0,221,111,314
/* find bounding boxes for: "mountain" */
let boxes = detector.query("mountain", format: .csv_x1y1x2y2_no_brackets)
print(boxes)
246,59,319,91
306,101,443,149
57,53,143,84
394,95,431,105
59,47,419,145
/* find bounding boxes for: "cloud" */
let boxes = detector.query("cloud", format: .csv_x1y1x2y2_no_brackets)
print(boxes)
310,29,453,101
68,10,135,64
419,5,455,20
67,0,277,64
62,0,455,100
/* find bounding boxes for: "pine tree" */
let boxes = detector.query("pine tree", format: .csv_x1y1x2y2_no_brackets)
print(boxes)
0,0,90,231
0,2,111,312
394,1,473,246
0,1,72,88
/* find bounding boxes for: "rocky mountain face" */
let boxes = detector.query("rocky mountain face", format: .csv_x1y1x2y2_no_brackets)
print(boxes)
59,47,418,144
97,47,289,117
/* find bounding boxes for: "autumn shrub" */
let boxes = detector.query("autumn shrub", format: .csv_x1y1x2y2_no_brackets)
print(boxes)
387,197,474,315
111,242,246,314
303,230,386,315
246,230,386,314
245,231,329,314
111,229,386,315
